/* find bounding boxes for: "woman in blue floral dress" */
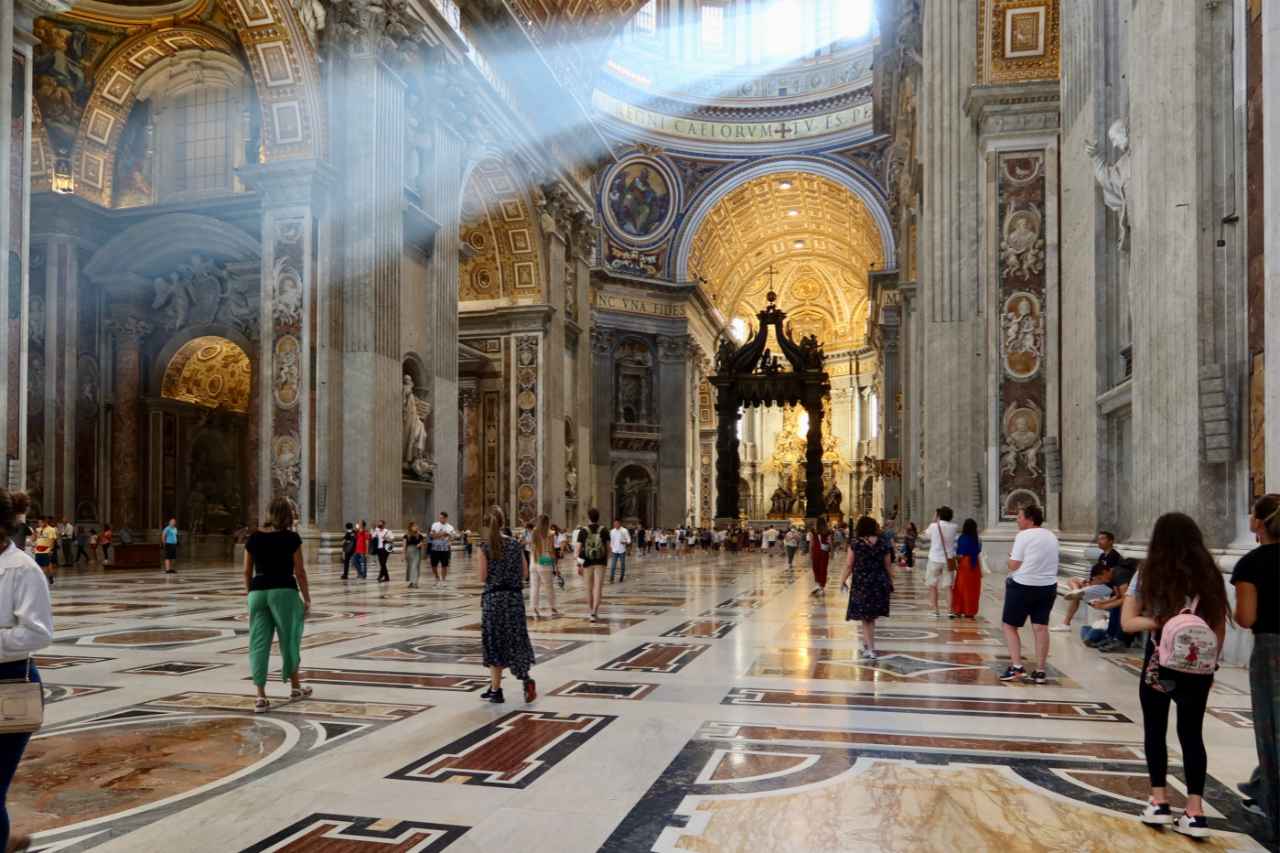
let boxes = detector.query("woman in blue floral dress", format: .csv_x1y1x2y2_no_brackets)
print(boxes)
477,506,537,704
840,515,895,661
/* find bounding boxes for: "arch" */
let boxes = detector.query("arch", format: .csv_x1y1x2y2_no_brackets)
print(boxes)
150,323,256,397
614,463,655,526
459,155,546,302
84,213,260,282
672,155,895,281
402,351,429,390
69,25,242,206
160,335,253,413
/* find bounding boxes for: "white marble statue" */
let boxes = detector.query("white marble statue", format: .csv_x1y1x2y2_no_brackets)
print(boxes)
1085,120,1131,251
1001,415,1042,478
402,374,431,470
292,0,327,48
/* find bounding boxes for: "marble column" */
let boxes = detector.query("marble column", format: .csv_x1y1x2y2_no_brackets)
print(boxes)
656,335,689,527
424,68,465,523
713,384,740,527
459,382,481,529
540,212,569,524
106,316,151,529
589,328,614,514
331,34,407,527
1266,0,1280,491
239,160,331,529
919,0,985,519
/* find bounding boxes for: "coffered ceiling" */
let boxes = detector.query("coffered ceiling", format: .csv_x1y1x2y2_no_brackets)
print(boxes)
688,171,885,351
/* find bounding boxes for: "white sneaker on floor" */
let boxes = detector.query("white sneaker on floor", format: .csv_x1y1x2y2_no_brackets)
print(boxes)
1049,624,1071,632
810,585,822,596
1173,813,1209,838
1140,801,1173,826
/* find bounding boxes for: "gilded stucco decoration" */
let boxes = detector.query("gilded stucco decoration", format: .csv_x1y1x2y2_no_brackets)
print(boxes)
160,335,252,413
688,171,882,351
978,0,1060,84
459,157,544,302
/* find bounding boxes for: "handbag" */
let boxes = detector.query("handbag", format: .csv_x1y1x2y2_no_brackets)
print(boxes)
0,658,43,734
937,523,958,573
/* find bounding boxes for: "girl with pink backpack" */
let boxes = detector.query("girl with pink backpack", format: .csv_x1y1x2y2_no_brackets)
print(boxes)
1122,513,1232,840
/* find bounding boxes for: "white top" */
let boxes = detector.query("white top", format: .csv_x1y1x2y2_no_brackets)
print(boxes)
609,527,631,553
765,529,778,544
0,543,53,663
1009,526,1061,586
923,521,958,562
429,522,456,551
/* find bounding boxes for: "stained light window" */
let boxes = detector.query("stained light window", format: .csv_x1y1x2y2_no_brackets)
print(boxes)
633,0,657,36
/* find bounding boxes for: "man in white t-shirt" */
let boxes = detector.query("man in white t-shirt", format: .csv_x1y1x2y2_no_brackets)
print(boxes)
1000,503,1060,685
428,512,457,587
608,519,631,583
922,507,959,617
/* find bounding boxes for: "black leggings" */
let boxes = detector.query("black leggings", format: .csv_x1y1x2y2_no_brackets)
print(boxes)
1139,642,1213,796
377,551,390,580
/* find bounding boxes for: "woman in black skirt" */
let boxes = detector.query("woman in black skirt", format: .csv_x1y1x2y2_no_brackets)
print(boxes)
840,515,895,661
477,505,537,704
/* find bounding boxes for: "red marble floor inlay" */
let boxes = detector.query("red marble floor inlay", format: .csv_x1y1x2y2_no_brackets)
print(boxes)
662,619,737,639
390,711,615,788
547,680,658,700
241,814,469,852
598,642,710,674
723,687,1131,722
269,668,492,692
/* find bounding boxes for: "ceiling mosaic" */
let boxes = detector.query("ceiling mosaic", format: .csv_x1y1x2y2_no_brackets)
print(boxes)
459,158,544,303
688,170,883,351
160,336,252,414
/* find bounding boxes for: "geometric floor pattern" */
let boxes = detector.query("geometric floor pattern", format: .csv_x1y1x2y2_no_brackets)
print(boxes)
13,546,1270,852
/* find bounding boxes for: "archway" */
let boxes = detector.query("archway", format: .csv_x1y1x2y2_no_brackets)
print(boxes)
156,336,252,537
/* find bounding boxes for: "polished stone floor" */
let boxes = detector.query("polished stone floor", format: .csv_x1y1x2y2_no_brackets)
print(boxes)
15,545,1270,852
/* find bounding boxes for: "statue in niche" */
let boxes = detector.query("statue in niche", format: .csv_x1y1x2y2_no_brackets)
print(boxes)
402,374,432,479
769,478,796,517
1085,120,1131,251
619,476,645,518
824,480,844,516
565,457,578,499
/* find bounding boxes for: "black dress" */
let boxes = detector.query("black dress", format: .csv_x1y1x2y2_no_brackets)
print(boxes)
480,536,535,679
846,537,892,621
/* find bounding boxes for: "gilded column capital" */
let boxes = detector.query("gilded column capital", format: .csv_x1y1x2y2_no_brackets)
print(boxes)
657,334,691,364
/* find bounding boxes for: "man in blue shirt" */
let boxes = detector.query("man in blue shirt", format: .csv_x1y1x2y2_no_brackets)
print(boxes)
163,518,179,574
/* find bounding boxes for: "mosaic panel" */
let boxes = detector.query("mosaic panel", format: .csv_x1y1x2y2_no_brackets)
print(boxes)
241,814,469,853
598,642,710,674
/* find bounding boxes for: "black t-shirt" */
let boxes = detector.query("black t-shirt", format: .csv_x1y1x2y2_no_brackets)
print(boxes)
577,524,607,566
246,530,302,591
1232,543,1278,635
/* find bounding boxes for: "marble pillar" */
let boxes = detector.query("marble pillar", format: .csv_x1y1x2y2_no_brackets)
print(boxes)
460,383,482,530
333,43,406,526
656,335,689,527
542,223,568,524
1127,0,1241,543
427,111,463,523
590,328,614,515
240,161,330,529
919,0,986,520
106,316,151,529
1266,0,1280,491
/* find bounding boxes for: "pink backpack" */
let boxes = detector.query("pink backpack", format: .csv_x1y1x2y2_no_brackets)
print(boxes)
1156,596,1219,675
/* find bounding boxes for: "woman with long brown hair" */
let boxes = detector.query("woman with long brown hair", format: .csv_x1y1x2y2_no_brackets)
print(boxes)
529,515,560,619
0,489,52,853
403,521,424,588
1122,512,1230,839
476,505,537,704
1234,493,1279,842
245,496,312,713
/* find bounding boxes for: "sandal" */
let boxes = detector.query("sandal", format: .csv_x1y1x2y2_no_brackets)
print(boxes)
254,697,270,713
290,686,313,700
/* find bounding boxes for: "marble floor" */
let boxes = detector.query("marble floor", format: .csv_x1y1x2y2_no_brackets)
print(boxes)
14,546,1273,852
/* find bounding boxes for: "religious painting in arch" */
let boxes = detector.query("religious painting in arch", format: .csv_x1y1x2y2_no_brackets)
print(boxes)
604,158,675,243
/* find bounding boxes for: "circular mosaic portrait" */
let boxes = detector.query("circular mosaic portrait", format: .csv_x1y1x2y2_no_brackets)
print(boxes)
603,157,679,246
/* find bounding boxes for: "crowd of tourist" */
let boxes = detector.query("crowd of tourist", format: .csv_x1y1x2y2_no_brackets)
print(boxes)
0,483,1272,851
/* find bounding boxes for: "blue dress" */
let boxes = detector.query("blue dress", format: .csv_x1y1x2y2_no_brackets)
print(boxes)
846,538,892,621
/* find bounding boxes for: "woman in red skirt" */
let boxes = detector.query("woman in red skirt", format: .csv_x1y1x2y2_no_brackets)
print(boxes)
950,518,983,618
809,517,833,596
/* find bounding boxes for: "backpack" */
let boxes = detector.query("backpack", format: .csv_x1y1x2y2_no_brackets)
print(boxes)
583,525,605,562
1156,596,1219,675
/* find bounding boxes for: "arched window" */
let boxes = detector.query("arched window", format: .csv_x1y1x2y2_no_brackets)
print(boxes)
633,0,657,36
134,51,251,203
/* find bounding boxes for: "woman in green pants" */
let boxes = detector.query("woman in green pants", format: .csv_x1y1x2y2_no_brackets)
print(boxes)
244,497,312,712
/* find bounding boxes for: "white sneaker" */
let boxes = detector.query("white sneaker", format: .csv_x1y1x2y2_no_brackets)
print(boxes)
810,585,822,596
1140,801,1173,826
1172,813,1209,838
1049,624,1071,632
